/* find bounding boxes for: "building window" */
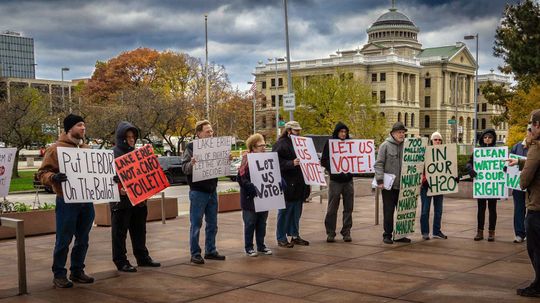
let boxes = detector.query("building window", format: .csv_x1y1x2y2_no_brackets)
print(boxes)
262,81,266,89
272,118,276,128
425,78,431,88
279,95,283,105
261,97,267,108
425,96,431,108
262,116,267,128
380,90,386,103
482,103,487,112
372,73,377,82
278,78,283,87
380,112,385,117
411,113,415,127
380,73,386,81
372,91,377,100
404,113,409,126
271,95,276,107
481,118,486,129
424,115,430,128
398,112,402,122
271,78,276,87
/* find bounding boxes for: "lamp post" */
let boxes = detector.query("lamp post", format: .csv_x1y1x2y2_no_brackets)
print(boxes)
268,57,285,139
247,81,256,134
205,14,210,120
283,0,294,121
61,67,69,111
464,34,479,146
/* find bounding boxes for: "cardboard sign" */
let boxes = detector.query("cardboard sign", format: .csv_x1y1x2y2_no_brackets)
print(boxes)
395,137,428,238
0,148,17,198
115,144,170,205
192,136,233,182
507,154,526,191
291,135,327,186
329,139,375,174
473,147,508,199
247,152,286,212
425,144,459,196
57,147,120,203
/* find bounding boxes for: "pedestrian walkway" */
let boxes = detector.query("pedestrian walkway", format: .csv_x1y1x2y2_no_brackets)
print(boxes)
0,193,535,302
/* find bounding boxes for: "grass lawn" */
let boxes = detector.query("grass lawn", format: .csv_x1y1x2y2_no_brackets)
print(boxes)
9,170,37,192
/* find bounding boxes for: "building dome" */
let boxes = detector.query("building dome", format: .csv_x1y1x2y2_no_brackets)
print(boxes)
366,5,420,48
367,8,419,33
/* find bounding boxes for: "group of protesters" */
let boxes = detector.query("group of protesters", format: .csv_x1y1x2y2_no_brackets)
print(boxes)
38,109,540,298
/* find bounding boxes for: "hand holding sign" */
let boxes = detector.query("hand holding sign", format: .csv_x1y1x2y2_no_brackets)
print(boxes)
291,135,326,186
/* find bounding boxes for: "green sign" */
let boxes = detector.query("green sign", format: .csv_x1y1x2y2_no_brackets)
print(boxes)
278,120,286,127
448,119,456,125
473,147,508,198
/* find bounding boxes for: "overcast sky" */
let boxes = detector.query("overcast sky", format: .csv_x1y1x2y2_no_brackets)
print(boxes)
1,0,518,90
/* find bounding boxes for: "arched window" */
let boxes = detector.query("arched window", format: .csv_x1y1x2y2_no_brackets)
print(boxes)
380,112,385,117
398,112,402,122
424,115,430,128
411,113,415,127
404,113,409,126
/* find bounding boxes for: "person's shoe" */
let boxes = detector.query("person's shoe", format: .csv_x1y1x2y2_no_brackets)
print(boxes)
394,237,411,243
383,237,393,244
291,236,310,246
246,249,258,257
205,252,226,260
433,232,448,239
277,240,294,248
488,230,495,242
258,247,273,255
69,271,94,284
422,234,430,240
138,259,161,267
53,277,73,288
517,286,540,297
343,235,352,242
326,235,336,243
514,236,525,243
191,254,205,264
474,229,484,241
118,263,137,273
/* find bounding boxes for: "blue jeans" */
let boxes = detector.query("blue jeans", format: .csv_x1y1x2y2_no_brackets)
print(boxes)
52,196,95,278
242,210,268,252
513,190,527,238
189,190,218,256
420,185,443,235
276,201,303,242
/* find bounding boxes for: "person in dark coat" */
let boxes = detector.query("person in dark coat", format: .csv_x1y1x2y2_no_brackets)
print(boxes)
111,121,160,272
510,130,529,243
273,121,310,248
321,122,354,242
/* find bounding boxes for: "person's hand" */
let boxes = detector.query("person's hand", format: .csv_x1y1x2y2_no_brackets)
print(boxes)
52,173,68,183
120,187,127,195
506,158,519,167
470,170,477,178
113,175,121,183
190,157,197,165
246,182,258,196
293,158,300,166
452,176,460,183
377,183,384,189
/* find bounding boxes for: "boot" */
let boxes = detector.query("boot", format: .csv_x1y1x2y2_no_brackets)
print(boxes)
474,229,484,241
488,230,495,242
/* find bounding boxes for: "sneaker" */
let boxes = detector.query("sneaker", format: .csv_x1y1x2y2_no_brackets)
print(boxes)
246,249,258,257
433,232,448,239
205,252,226,261
383,237,393,244
258,247,273,255
53,277,73,288
191,254,205,264
517,286,540,297
422,234,430,240
343,235,352,242
69,271,94,284
514,236,525,243
394,237,411,243
277,240,294,248
326,235,336,243
291,236,310,246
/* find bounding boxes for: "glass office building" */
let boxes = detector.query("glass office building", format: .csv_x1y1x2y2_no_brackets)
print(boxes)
0,31,35,79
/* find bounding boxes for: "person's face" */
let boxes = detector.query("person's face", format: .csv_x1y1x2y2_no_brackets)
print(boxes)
392,130,406,143
69,122,86,140
483,134,494,145
288,128,301,136
338,129,348,140
530,118,540,139
197,124,214,139
432,138,442,145
253,140,266,153
125,130,136,148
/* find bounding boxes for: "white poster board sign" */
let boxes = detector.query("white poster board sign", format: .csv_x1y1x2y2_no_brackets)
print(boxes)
329,139,375,174
425,144,459,196
192,136,233,182
247,152,286,212
473,147,508,199
507,154,526,191
0,148,17,198
57,147,120,203
291,135,327,186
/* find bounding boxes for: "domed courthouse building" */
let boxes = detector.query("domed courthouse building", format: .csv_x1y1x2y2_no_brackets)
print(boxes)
252,3,508,146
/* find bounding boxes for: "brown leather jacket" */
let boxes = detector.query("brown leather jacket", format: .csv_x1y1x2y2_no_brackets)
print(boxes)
37,133,88,197
519,139,540,211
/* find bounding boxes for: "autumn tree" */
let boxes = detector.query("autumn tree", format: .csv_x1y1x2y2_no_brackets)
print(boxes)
506,84,540,147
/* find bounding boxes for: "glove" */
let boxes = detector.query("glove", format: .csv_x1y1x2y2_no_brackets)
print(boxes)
113,175,121,183
52,173,68,183
245,182,258,197
452,176,460,184
469,170,477,179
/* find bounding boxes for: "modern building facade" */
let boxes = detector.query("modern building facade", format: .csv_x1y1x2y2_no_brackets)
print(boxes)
252,4,507,146
0,31,35,79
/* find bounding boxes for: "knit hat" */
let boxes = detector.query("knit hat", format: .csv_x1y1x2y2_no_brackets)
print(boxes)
430,131,442,141
390,121,407,133
63,114,85,133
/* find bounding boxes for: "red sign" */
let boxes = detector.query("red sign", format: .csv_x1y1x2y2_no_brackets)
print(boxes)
114,144,170,205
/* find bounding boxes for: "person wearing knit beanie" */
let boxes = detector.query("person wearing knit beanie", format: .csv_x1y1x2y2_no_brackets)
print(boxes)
63,114,85,133
430,131,442,142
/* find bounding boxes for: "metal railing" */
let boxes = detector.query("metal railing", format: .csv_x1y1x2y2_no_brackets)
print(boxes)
0,217,27,295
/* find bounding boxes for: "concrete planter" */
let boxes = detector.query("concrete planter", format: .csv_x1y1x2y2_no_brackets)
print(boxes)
0,209,56,240
94,197,178,227
218,192,241,213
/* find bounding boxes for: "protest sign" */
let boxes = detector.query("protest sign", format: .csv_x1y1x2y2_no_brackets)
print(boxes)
425,144,458,196
57,147,120,203
473,147,508,199
192,136,233,182
291,135,327,186
507,153,526,191
247,152,286,212
0,148,17,198
395,137,427,238
115,144,170,205
329,139,375,174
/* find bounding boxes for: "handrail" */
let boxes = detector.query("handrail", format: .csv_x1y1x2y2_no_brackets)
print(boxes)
0,217,27,295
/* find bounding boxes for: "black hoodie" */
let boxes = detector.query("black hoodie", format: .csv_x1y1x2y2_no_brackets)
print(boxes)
321,122,353,183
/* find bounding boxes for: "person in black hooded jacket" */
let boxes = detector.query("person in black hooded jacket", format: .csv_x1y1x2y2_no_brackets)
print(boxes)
111,121,160,272
467,128,499,242
320,122,354,242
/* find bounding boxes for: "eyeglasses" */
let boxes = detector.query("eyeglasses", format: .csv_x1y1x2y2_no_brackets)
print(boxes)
255,144,266,148
433,139,442,141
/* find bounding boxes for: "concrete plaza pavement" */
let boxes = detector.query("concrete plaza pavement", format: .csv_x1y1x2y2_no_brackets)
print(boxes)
0,190,537,302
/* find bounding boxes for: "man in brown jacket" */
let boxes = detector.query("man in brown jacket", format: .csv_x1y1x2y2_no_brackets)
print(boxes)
510,109,540,297
37,114,95,288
